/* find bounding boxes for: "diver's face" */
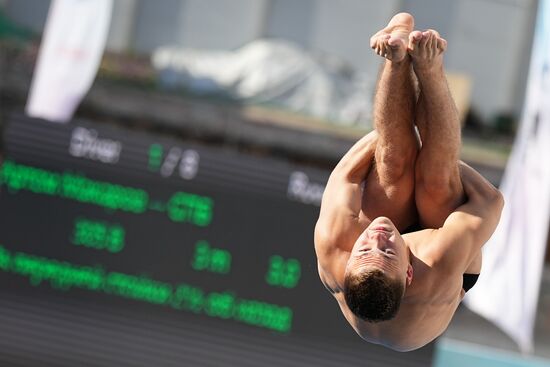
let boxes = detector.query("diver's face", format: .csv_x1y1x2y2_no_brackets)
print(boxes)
346,217,411,282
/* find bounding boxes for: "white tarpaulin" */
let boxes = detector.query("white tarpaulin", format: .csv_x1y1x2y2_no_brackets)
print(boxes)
26,0,113,123
464,0,550,353
151,39,374,127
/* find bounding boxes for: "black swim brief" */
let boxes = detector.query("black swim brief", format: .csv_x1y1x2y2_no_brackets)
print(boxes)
403,222,422,234
462,273,480,293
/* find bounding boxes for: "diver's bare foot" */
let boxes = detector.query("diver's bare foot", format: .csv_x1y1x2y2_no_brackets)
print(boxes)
408,29,447,73
370,13,414,63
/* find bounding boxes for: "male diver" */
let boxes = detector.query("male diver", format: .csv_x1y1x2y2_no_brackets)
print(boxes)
314,13,504,351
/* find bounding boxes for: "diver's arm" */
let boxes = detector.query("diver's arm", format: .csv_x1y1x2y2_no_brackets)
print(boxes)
315,131,378,253
314,131,378,292
428,162,504,274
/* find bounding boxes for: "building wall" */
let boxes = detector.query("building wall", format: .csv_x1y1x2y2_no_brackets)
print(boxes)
403,0,456,38
179,0,267,50
443,0,537,122
264,0,316,48
4,0,50,33
309,0,399,75
132,0,182,53
106,0,137,53
1,0,539,125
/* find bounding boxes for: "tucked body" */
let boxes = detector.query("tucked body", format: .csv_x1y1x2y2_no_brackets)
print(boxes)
314,13,503,351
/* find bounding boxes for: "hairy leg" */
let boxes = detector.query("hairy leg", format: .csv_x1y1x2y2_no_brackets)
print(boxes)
410,30,465,229
362,13,419,231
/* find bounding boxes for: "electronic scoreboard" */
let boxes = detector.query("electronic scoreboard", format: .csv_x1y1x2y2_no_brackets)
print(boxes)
0,114,433,366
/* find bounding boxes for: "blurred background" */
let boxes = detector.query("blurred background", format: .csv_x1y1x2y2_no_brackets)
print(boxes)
0,0,549,366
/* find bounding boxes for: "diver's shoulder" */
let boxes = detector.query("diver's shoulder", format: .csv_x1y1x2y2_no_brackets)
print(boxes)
404,228,461,271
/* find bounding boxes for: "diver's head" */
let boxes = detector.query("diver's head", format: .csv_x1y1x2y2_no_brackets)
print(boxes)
344,216,413,322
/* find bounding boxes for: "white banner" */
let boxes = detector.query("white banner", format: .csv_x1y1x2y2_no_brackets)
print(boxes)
464,0,550,353
26,0,113,123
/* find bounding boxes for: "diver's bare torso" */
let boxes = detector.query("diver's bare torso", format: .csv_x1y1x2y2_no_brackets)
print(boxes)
318,212,475,351
315,128,484,350
315,130,501,351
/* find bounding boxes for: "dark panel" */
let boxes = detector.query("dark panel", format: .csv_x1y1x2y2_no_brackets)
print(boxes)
0,114,434,366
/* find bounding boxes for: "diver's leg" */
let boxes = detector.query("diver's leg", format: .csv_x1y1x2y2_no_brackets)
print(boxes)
410,30,465,228
363,13,418,231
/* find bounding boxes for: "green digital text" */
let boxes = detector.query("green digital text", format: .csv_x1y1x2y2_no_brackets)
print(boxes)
266,255,301,288
0,245,292,333
0,161,214,227
167,192,213,227
73,218,126,253
191,240,231,274
148,144,164,171
0,160,148,213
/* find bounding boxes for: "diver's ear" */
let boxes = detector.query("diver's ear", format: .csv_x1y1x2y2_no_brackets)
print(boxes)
406,263,413,286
